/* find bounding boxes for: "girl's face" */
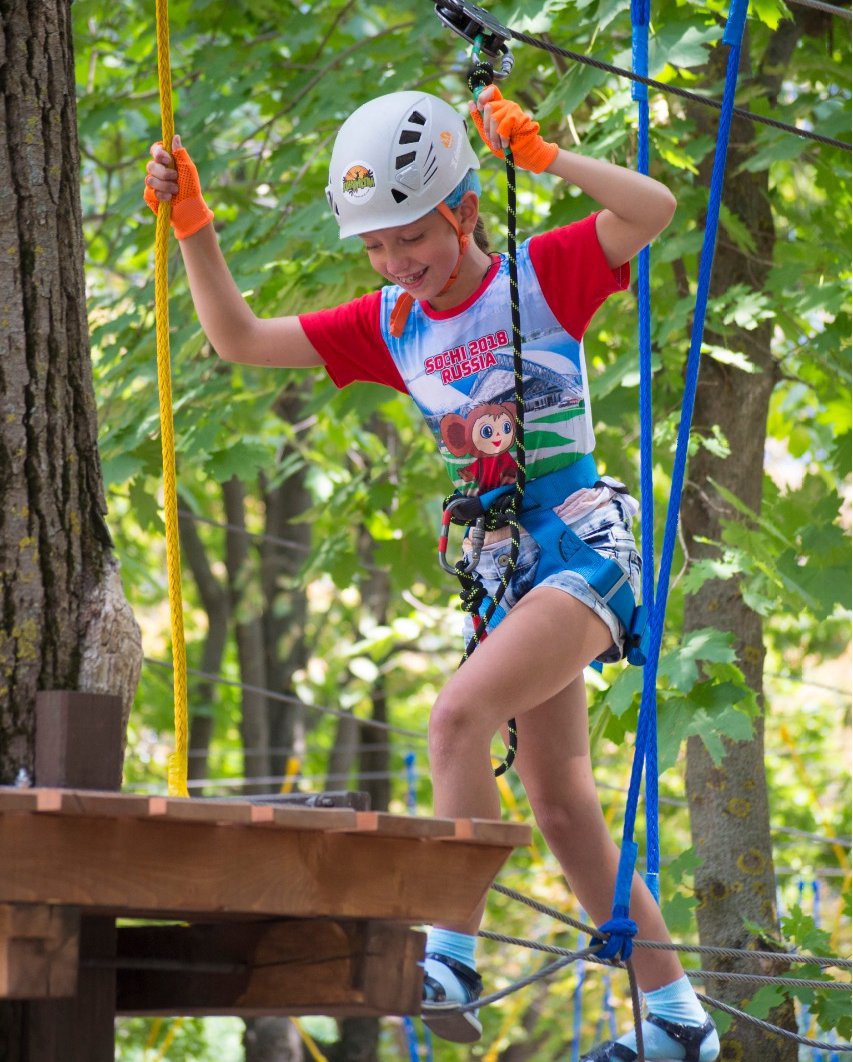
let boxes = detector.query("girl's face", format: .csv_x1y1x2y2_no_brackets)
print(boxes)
359,209,460,302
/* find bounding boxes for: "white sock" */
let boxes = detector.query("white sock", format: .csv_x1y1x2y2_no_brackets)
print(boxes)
616,976,719,1061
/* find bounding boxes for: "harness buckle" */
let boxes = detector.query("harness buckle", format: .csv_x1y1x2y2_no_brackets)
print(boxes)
625,604,650,666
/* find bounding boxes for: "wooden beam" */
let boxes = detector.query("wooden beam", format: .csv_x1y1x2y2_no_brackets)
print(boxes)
23,691,123,1062
0,904,79,998
115,919,425,1017
34,691,123,791
0,793,525,927
24,917,116,1062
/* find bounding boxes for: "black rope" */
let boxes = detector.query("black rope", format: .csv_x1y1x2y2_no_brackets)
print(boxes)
442,58,528,777
505,26,851,153
787,0,851,18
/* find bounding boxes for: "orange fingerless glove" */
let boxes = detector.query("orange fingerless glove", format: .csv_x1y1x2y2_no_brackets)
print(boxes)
469,89,559,174
144,143,214,240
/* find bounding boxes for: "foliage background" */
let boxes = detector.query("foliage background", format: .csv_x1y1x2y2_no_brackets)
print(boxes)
72,0,849,1057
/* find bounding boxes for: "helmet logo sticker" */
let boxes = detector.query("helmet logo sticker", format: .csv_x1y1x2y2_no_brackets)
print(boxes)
341,163,376,204
440,130,453,148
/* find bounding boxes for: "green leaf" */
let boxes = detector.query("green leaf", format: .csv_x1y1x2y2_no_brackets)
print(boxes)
206,441,272,484
781,908,832,955
649,24,722,72
743,984,786,1018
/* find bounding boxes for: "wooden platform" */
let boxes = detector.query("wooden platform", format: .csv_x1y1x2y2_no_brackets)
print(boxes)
0,787,530,1019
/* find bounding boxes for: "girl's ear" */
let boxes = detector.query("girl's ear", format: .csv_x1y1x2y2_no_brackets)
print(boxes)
456,190,480,236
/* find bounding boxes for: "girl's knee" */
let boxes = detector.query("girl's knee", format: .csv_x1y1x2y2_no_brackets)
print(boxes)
528,791,608,844
429,688,487,757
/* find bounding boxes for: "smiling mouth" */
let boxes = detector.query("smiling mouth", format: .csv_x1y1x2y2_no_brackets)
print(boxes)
394,267,427,287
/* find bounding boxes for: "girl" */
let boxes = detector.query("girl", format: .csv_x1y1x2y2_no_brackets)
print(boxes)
145,86,719,1061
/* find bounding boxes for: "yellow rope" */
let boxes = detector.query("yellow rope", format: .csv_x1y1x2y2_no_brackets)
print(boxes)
154,0,189,798
291,1018,330,1061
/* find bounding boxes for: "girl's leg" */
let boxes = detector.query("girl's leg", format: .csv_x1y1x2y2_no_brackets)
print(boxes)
513,675,719,1060
422,587,611,1043
428,586,613,934
511,676,683,990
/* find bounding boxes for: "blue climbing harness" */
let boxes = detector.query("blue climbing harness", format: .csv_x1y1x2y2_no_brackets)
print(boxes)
463,455,650,666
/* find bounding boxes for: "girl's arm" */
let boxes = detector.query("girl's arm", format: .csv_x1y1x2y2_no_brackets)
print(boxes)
474,86,676,269
544,150,676,269
146,138,322,368
177,225,323,368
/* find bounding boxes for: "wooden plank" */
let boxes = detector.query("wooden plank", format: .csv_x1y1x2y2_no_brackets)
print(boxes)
115,918,424,1017
0,904,79,998
249,804,359,831
352,811,457,839
451,819,533,847
0,811,516,927
147,796,255,825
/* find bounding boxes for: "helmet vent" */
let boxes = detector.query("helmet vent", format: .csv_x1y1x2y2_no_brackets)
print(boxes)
422,144,438,184
408,110,426,125
399,129,421,144
395,151,417,169
391,189,409,203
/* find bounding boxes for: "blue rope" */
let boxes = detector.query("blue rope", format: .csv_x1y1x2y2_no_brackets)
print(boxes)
601,0,750,955
631,0,660,907
404,751,434,1059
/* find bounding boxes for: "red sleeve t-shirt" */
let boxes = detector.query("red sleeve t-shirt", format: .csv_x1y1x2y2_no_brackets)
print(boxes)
299,213,628,392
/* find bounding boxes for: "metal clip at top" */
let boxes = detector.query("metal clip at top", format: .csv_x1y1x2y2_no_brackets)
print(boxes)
434,0,513,74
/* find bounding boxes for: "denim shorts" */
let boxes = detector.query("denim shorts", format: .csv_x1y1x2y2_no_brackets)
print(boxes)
462,490,642,663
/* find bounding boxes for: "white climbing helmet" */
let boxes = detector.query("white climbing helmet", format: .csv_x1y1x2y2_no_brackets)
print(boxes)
326,91,480,239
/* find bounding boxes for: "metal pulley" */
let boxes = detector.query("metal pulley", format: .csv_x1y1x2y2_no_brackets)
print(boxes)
433,0,514,78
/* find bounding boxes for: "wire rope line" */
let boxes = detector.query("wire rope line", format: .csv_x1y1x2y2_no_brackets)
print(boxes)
504,26,852,152
422,946,600,1015
428,928,852,1053
489,884,852,969
140,769,422,793
786,0,852,18
695,992,852,1053
153,0,189,798
143,656,429,739
478,933,851,990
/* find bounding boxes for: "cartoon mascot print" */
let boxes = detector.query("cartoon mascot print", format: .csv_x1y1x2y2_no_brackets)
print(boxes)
440,402,518,495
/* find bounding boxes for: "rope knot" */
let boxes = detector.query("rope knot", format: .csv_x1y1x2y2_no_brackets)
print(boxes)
592,916,638,962
467,60,495,98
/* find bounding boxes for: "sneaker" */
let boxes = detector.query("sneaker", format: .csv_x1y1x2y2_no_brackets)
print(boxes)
581,1014,720,1061
420,951,483,1044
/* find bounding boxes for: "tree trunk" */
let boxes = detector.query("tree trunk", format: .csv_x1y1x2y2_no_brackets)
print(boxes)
179,499,231,785
262,383,313,781
328,1018,379,1062
223,476,270,791
244,1017,305,1062
0,0,141,780
680,24,803,1060
0,0,141,1055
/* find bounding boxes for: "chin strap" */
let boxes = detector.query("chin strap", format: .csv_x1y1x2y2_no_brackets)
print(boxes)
389,201,469,338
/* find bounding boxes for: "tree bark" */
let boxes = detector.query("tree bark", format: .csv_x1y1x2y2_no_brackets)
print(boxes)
680,23,804,1060
262,383,313,780
0,0,141,782
179,499,231,784
0,0,141,1055
244,1017,305,1062
223,476,270,790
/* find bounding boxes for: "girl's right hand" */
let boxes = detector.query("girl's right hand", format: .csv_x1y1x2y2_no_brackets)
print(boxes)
144,134,214,240
470,87,558,174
